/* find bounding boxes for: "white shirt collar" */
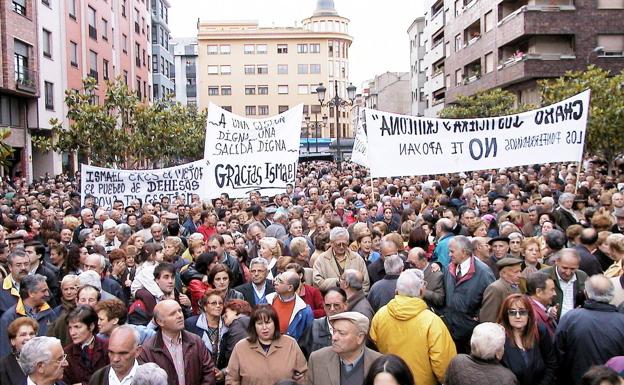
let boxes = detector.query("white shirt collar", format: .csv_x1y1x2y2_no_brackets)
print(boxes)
555,267,577,284
458,257,472,275
109,360,139,385
27,376,37,385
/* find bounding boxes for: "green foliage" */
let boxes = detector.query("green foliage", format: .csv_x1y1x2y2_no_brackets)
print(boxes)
0,128,15,167
33,77,207,168
439,88,536,119
539,65,624,175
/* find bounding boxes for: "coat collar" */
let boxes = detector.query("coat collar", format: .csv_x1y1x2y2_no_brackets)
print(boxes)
265,293,308,325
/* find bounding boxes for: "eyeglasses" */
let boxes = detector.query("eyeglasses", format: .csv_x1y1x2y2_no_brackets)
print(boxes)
207,301,224,307
324,303,345,309
333,242,348,248
50,354,68,364
508,309,529,318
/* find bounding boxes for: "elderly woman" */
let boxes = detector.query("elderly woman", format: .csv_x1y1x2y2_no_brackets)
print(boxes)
520,237,543,278
0,318,38,385
508,232,524,259
444,323,518,385
258,237,281,279
497,294,557,385
47,274,79,347
555,192,579,230
132,362,168,385
227,305,307,385
64,305,109,385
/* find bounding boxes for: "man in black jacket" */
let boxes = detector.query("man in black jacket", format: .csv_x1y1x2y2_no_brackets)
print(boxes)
207,234,242,287
24,241,60,307
235,257,274,307
89,326,141,385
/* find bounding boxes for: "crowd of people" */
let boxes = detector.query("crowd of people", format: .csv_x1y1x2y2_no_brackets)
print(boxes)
1,159,624,385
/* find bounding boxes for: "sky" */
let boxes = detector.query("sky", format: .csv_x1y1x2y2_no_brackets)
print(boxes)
167,0,424,88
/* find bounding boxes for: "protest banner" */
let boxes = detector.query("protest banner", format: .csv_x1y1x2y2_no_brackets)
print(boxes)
81,160,209,207
204,103,303,198
364,90,590,178
350,107,369,168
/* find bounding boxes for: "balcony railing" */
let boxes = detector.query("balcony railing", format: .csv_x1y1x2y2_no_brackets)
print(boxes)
15,67,37,93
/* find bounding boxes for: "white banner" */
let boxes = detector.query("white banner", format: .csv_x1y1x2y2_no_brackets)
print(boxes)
81,160,209,207
350,107,369,167
204,103,303,198
365,90,590,177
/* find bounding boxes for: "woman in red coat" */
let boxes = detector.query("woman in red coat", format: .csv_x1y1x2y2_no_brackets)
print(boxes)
63,305,109,385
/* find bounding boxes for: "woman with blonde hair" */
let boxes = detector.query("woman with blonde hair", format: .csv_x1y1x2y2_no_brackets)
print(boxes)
520,238,543,278
605,233,624,278
258,237,281,279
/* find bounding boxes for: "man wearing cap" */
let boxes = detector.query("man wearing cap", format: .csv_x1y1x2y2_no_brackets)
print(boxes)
479,257,522,322
486,236,511,278
308,311,382,385
612,207,624,234
371,269,456,385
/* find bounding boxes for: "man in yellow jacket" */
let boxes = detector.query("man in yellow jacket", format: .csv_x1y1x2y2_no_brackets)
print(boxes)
370,268,457,385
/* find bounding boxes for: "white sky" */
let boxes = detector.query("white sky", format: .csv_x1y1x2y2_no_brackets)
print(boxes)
168,0,425,88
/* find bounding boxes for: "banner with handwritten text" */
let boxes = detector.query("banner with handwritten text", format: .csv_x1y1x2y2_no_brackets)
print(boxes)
350,107,369,168
364,90,590,178
204,103,303,198
80,160,209,207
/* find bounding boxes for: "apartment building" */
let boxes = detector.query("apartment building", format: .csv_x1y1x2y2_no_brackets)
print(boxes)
151,0,174,100
421,0,624,116
171,37,198,106
362,72,411,115
196,0,354,139
407,17,426,116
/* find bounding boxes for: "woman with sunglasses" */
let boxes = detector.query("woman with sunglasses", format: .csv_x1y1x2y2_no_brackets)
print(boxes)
496,294,557,385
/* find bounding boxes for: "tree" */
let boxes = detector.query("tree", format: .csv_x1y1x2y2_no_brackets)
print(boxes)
0,128,15,167
439,88,535,119
33,77,207,168
539,65,624,176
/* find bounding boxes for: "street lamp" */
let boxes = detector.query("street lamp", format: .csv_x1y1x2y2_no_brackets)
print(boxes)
304,113,328,153
316,81,357,167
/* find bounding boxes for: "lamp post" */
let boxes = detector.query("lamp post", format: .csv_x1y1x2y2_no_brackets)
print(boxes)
304,113,328,153
316,81,357,167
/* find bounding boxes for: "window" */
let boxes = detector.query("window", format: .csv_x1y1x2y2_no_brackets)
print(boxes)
298,84,309,94
258,105,269,115
152,56,157,73
220,65,231,75
89,50,98,79
310,64,321,74
310,43,321,53
88,7,98,39
297,44,308,53
258,86,268,95
257,65,268,74
277,44,288,54
277,64,288,74
207,45,218,55
220,45,230,54
278,105,289,113
485,52,494,73
244,44,255,54
208,87,219,96
12,0,26,15
208,65,218,75
102,19,108,40
328,41,333,57
244,65,255,74
328,60,334,77
152,27,157,44
123,70,128,84
42,29,52,58
597,34,624,55
598,0,624,8
455,34,462,52
245,106,256,115
278,85,289,94
455,69,462,86
221,86,232,95
122,0,126,17
134,8,140,33
103,59,109,79
69,0,76,18
484,11,494,32
256,44,267,54
122,34,128,53
245,86,256,95
70,41,78,66
298,64,308,74
44,82,54,110
135,42,141,66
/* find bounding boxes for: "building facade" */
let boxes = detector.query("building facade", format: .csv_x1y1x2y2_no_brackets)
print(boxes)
362,72,411,115
408,17,426,116
151,0,174,100
196,0,354,139
171,37,198,106
422,0,624,116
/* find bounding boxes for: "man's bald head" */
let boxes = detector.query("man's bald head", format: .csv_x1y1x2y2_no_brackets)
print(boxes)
379,240,398,258
585,275,614,303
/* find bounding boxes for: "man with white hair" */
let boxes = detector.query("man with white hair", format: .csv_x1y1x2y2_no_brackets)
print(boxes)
95,219,121,252
554,275,624,385
265,211,288,240
131,363,167,385
73,208,95,244
18,336,68,385
370,269,456,385
367,254,404,312
308,312,382,385
83,254,126,302
444,323,517,385
339,269,374,321
313,227,370,292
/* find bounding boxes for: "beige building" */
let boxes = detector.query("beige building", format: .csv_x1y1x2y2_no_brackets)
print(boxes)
196,0,354,139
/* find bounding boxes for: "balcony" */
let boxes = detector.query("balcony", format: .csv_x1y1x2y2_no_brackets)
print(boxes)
497,5,576,46
430,70,445,92
14,68,37,93
429,40,445,64
185,64,196,77
186,84,196,97
429,9,445,35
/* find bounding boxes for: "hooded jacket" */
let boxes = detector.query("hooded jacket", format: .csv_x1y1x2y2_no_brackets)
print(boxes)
266,292,313,342
370,295,457,385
